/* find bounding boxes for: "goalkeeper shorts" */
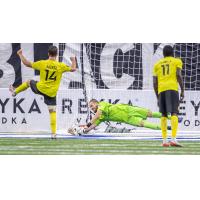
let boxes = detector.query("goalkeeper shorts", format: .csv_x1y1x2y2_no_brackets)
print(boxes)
30,80,56,106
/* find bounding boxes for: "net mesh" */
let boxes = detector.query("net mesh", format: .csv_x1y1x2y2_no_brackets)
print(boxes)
58,43,200,132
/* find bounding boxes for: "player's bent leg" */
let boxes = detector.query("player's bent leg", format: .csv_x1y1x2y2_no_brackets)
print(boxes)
48,106,57,139
11,80,31,96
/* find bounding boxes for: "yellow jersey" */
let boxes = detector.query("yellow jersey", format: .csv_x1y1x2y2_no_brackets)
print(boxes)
31,60,71,97
153,56,183,94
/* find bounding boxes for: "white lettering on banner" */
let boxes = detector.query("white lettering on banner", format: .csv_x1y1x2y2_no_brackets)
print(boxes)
0,98,41,113
0,43,15,87
100,43,135,89
1,117,27,124
0,89,49,133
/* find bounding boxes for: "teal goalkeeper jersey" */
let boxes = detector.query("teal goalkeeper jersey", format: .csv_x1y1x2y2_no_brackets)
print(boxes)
95,102,148,125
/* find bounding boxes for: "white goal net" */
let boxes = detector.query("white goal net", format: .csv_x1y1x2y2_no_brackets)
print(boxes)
57,43,200,133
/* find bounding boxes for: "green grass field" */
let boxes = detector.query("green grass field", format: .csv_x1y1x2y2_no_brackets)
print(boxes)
0,138,200,155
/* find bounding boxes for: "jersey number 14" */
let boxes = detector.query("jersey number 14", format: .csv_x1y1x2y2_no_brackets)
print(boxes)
45,70,57,81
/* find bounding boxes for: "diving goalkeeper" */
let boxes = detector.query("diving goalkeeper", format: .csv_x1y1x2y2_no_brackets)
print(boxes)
69,99,175,135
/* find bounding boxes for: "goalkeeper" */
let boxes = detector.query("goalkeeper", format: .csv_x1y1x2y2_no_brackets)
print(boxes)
75,99,174,134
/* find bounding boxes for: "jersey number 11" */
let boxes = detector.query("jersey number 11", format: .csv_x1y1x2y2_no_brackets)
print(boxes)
161,64,170,76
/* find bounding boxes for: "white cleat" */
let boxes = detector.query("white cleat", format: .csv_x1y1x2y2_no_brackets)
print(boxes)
51,134,57,139
9,85,16,97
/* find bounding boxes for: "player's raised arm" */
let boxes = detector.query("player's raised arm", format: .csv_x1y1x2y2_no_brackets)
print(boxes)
177,68,184,101
70,57,77,72
17,49,32,68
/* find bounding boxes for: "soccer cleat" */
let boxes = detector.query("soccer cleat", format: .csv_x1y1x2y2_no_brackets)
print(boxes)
162,142,170,147
51,134,57,139
9,85,16,97
169,141,182,147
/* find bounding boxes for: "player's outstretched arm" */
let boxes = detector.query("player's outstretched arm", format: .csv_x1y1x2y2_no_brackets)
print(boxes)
70,57,77,72
84,124,97,133
177,68,184,101
17,49,32,68
83,109,102,133
153,76,159,105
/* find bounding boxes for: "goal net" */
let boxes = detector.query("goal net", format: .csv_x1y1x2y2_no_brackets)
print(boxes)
57,43,200,133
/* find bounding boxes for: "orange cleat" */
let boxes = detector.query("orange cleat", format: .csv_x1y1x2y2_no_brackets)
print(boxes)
169,141,182,147
162,142,170,147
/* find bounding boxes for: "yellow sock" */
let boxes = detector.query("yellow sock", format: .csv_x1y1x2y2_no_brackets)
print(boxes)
171,115,178,139
50,112,57,135
161,117,167,140
15,82,29,94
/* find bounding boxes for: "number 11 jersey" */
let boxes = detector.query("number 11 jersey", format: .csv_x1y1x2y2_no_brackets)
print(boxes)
31,60,71,97
153,56,183,94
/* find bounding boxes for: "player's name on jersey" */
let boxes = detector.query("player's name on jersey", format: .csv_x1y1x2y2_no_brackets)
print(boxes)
46,65,57,70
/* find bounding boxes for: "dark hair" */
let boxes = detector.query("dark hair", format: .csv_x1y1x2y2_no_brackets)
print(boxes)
89,99,99,104
163,45,174,57
48,45,58,57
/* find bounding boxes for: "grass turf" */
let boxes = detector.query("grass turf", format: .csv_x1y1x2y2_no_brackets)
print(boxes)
0,138,200,155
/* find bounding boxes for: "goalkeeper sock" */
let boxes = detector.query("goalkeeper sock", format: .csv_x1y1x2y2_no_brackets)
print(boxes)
143,120,161,130
161,117,167,140
152,112,162,118
152,112,171,119
15,82,29,94
171,115,178,139
50,112,57,135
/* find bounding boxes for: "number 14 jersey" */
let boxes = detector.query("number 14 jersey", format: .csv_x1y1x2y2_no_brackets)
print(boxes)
153,56,183,94
31,60,71,97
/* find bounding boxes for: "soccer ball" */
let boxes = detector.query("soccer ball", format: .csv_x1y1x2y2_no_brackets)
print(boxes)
68,125,84,136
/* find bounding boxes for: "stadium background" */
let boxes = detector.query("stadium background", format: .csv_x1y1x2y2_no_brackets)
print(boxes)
0,43,200,133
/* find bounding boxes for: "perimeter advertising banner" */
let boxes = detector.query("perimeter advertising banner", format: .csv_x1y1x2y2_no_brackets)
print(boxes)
0,89,199,133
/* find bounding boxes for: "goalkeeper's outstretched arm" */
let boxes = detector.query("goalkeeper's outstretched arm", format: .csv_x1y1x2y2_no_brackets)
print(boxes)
84,109,102,133
84,123,97,133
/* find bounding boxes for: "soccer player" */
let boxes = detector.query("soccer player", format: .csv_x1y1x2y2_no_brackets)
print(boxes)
153,45,184,147
69,99,172,134
9,45,77,139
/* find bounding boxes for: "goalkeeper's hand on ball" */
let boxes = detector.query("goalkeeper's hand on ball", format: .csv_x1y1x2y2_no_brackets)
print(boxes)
68,125,85,136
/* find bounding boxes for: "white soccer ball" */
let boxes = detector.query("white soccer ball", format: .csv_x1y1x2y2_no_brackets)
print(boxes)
68,125,84,136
